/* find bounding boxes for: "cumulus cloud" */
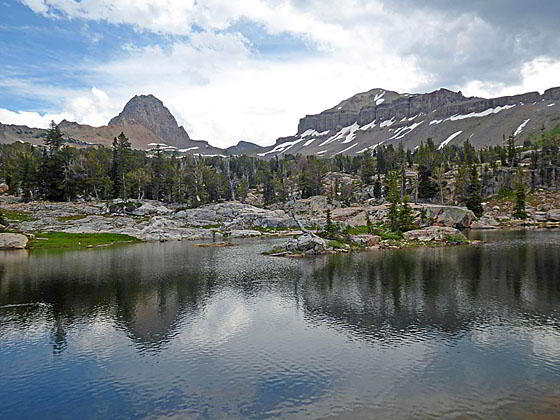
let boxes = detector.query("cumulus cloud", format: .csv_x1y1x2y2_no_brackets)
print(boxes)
0,87,117,128
11,0,560,146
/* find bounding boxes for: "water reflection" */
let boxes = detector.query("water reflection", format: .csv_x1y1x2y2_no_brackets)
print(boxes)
0,232,559,419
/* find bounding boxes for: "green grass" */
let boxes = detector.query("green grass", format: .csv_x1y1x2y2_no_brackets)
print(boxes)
28,232,141,250
254,226,293,232
344,225,371,235
327,240,348,249
343,224,404,240
1,209,36,222
262,247,288,255
444,234,469,245
200,224,222,229
56,214,88,222
496,188,516,201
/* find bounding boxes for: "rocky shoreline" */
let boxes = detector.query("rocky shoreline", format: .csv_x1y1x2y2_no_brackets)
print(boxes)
1,194,559,251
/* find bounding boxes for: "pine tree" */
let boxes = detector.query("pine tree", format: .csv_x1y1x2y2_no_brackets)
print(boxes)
110,132,131,199
417,164,438,200
465,165,483,217
386,171,401,232
44,120,64,153
512,170,528,219
40,121,66,201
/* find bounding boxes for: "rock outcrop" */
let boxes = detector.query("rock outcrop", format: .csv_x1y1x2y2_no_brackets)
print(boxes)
403,226,466,242
0,233,28,249
285,234,327,255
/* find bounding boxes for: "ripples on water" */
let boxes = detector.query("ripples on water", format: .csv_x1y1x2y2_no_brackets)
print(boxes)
1,231,560,419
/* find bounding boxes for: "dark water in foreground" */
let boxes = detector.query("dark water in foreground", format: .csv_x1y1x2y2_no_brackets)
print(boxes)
1,231,560,419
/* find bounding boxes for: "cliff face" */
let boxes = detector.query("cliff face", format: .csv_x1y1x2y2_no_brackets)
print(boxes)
258,86,560,158
296,88,555,135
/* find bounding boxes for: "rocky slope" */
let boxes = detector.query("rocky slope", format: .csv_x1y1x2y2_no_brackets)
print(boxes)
258,87,560,158
0,94,224,154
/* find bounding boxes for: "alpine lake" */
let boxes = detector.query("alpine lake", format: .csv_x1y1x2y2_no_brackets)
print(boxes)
1,230,559,419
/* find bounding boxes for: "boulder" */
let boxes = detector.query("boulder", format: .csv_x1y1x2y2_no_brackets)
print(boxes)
285,234,327,254
425,206,475,228
348,234,381,247
533,212,548,222
470,217,499,230
331,207,369,226
546,209,560,222
403,226,466,242
132,202,172,216
0,183,9,194
0,233,28,249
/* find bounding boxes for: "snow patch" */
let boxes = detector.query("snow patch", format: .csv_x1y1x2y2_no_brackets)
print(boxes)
438,131,463,150
514,119,530,137
178,146,199,152
317,150,327,155
380,118,395,128
429,119,443,125
360,120,377,131
333,143,358,156
447,105,516,121
394,121,424,140
547,103,556,107
258,138,305,156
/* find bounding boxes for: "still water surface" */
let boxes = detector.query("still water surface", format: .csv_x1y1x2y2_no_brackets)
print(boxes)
1,231,560,419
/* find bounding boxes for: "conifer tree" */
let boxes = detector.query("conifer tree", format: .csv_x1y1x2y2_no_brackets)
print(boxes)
512,170,528,219
465,165,483,217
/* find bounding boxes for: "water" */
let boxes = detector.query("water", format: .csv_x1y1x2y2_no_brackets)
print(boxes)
1,231,560,419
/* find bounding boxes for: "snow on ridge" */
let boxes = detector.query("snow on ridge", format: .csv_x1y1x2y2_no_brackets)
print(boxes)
258,138,305,156
514,119,531,137
380,118,395,128
333,143,358,156
178,146,199,152
447,105,516,121
394,121,424,140
342,122,360,144
360,120,377,131
438,131,463,150
300,129,317,137
374,91,385,105
358,140,386,154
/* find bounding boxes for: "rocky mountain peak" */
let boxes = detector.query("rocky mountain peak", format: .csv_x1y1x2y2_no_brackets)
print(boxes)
109,94,191,147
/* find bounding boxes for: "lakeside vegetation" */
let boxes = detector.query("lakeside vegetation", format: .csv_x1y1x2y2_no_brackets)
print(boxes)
28,232,141,250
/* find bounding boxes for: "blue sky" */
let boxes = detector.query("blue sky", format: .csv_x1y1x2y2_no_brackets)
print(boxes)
1,0,559,147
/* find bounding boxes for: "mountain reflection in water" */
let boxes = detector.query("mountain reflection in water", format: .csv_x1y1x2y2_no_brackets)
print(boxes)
1,230,559,419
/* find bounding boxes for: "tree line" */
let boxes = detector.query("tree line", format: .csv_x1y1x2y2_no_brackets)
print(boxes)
1,121,559,215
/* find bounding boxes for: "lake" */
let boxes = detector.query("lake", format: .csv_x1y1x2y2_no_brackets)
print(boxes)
1,231,560,419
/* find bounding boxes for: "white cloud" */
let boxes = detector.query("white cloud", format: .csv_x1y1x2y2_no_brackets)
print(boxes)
11,0,560,147
462,57,560,98
0,87,116,128
83,28,425,146
0,108,72,128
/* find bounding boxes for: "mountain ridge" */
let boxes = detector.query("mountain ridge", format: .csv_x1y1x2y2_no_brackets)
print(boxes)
1,86,559,156
256,86,560,158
